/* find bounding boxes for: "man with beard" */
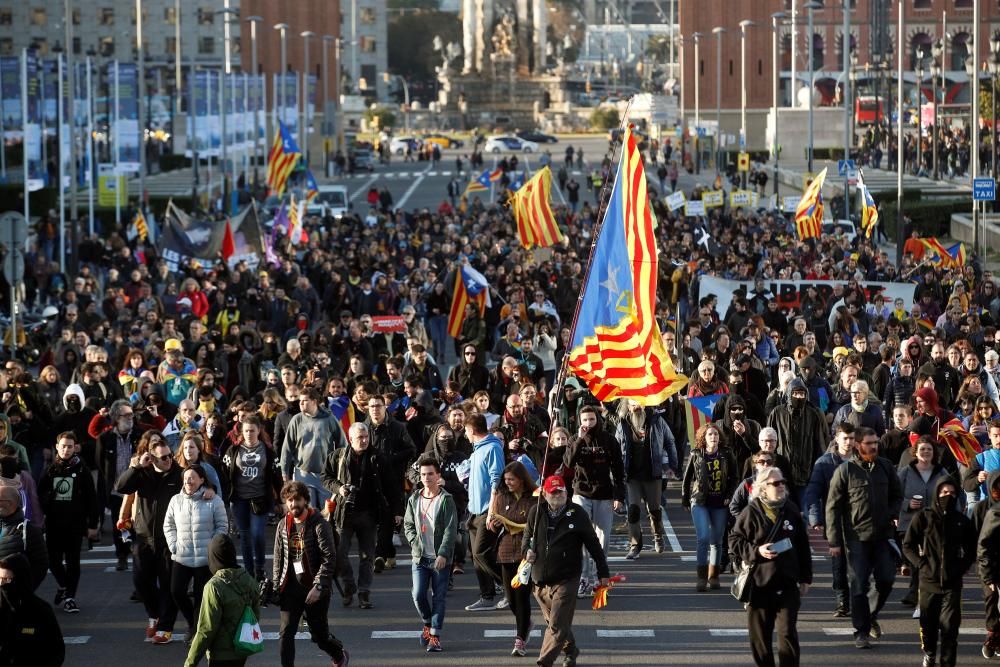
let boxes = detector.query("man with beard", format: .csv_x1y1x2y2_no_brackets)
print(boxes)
496,394,547,471
919,343,960,410
97,399,145,571
38,432,99,614
616,400,676,559
826,427,903,650
0,553,65,665
366,395,416,573
766,379,826,506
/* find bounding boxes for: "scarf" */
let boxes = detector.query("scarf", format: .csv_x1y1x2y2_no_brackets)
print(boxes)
760,496,786,523
503,410,527,440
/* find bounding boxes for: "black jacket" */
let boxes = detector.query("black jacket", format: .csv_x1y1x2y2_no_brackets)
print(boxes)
766,399,827,488
564,424,626,502
271,509,337,594
366,416,417,478
681,447,739,508
0,508,47,590
220,442,282,507
114,463,183,552
321,446,401,528
825,454,903,547
37,455,99,534
903,478,975,592
0,554,64,666
730,498,812,595
523,501,609,586
96,426,145,501
978,469,1000,588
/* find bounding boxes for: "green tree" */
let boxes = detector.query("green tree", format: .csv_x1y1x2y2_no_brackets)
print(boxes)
589,107,620,131
364,107,398,131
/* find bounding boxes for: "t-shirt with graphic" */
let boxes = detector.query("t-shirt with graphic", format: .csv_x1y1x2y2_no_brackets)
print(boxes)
234,443,268,500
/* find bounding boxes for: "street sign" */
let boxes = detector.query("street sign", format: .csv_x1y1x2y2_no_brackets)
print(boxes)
974,177,996,202
2,251,24,284
0,212,28,247
847,168,859,186
837,159,857,177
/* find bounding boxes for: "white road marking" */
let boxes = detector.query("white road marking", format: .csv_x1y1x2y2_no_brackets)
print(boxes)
349,175,379,201
661,512,683,553
64,636,92,644
822,628,855,636
597,629,656,638
709,629,748,637
484,629,543,638
372,630,424,639
396,164,433,210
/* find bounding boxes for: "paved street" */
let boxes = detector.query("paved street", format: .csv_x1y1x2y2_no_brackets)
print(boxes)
50,481,995,666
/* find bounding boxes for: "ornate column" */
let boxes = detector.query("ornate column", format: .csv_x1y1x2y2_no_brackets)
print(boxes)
463,0,476,73
533,0,547,73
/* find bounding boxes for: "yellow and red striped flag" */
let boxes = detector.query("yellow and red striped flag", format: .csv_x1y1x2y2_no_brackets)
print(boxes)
266,120,301,197
794,167,827,240
511,166,563,249
566,126,688,405
446,262,491,338
132,210,149,242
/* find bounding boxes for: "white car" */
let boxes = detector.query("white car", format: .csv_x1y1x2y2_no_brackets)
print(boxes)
484,135,539,153
389,136,420,155
306,185,349,219
821,219,858,243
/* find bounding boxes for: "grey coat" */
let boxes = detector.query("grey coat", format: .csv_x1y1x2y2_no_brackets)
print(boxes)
163,489,229,567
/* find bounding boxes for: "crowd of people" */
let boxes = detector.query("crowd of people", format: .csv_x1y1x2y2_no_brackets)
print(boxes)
1,137,1000,667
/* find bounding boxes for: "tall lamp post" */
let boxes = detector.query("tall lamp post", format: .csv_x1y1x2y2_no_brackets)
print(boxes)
772,12,784,202
136,0,146,211
989,35,1000,183
246,15,262,185
967,52,980,253
300,31,315,168
274,23,289,128
712,26,725,174
217,5,237,213
895,0,905,266
739,19,755,189
931,39,942,181
842,0,853,212
322,34,335,176
805,1,822,173
693,32,701,174
916,57,925,177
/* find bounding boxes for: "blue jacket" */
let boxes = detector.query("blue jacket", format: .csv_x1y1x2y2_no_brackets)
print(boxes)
467,434,505,515
754,337,779,368
975,449,1000,497
803,446,848,528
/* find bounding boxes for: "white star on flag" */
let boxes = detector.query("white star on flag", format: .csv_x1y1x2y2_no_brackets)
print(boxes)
600,264,621,307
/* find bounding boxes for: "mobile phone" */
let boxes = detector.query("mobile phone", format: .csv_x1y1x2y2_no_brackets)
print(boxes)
770,538,793,554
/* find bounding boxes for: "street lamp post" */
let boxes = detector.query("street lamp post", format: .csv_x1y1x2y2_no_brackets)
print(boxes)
967,53,980,253
805,1,822,173
246,16,262,186
895,0,905,266
989,35,1000,182
712,26,725,174
274,24,289,128
64,0,78,271
301,31,315,168
931,40,942,181
693,32,701,174
173,0,180,156
772,13,784,202
916,58,925,177
218,5,237,213
678,34,685,163
739,20,755,189
322,34,334,176
136,0,146,211
842,0,853,214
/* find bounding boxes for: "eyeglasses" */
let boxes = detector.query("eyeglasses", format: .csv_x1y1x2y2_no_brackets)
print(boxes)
465,351,477,356
761,438,777,444
156,454,173,462
766,480,786,487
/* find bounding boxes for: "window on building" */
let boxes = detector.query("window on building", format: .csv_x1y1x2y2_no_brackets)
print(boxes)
729,59,733,76
838,33,857,63
812,33,824,69
0,9,11,25
360,36,376,53
699,59,704,76
360,7,376,24
758,59,763,76
954,0,972,7
361,64,376,89
0,39,12,56
31,8,46,26
73,37,81,54
32,38,48,56
913,0,931,8
950,32,971,69
166,36,177,55
72,9,80,25
199,36,214,54
100,8,114,26
100,36,114,57
165,6,176,25
910,32,933,68
198,8,214,25
781,34,791,70
230,37,241,56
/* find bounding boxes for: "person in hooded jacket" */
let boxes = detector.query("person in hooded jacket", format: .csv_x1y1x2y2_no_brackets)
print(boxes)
903,476,975,667
163,464,229,640
767,378,827,506
911,387,959,474
38,431,99,614
447,344,490,398
0,552,65,667
973,470,1000,659
713,395,760,475
0,485,47,591
280,387,347,508
882,356,917,416
183,534,260,667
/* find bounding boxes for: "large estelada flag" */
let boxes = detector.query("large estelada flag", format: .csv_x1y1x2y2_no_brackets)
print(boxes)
446,261,491,338
794,167,827,240
685,394,724,447
857,170,880,239
566,126,688,405
266,120,301,196
511,166,563,249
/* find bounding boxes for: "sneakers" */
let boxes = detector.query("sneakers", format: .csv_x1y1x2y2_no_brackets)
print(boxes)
562,644,580,667
53,588,66,607
495,596,510,610
151,631,173,645
332,649,351,667
145,618,158,641
62,598,80,614
373,557,386,573
116,556,129,571
464,597,496,612
984,642,997,660
420,626,431,647
922,654,935,667
833,603,850,618
358,592,373,609
426,635,442,652
512,637,527,656
577,579,592,599
625,545,641,560
855,635,872,650
869,619,882,640
452,563,465,575
653,538,664,554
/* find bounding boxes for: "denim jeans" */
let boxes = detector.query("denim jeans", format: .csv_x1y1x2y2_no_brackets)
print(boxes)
231,498,269,576
411,556,450,631
691,504,728,567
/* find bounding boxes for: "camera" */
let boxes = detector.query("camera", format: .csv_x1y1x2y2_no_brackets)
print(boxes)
343,485,359,509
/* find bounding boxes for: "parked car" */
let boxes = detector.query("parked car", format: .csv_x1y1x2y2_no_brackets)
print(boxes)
484,135,539,153
516,129,557,144
389,136,422,155
306,185,350,219
423,133,464,149
350,147,376,172
821,219,858,243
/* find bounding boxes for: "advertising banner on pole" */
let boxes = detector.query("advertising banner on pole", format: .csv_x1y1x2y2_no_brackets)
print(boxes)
186,70,211,156
24,52,44,191
1,56,21,140
206,71,220,157
110,62,140,173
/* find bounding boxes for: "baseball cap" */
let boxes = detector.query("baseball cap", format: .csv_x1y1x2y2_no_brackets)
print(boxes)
542,476,566,494
165,338,183,352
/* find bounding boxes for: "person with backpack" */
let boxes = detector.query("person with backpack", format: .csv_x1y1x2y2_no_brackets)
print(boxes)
183,533,261,667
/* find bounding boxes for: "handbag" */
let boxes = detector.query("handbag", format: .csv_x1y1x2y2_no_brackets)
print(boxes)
233,603,265,656
731,510,783,603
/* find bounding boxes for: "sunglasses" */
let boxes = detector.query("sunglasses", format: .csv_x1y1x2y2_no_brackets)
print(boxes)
156,454,173,462
766,480,786,487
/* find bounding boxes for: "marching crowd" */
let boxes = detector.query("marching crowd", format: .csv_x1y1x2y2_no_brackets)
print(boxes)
0,142,999,667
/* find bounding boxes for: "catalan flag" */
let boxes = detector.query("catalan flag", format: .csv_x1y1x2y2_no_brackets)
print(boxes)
945,242,967,268
462,169,491,197
328,395,356,435
129,210,149,242
937,418,982,467
287,195,307,245
566,126,688,405
858,170,879,239
446,261,491,338
921,237,953,267
488,166,504,182
304,169,319,203
266,120,301,197
511,166,563,249
794,167,827,240
684,394,724,449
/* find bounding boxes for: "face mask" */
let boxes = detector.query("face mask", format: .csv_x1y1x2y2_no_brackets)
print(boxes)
790,396,806,410
936,494,957,513
1,583,20,608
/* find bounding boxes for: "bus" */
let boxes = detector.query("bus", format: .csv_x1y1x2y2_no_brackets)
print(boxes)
855,96,885,126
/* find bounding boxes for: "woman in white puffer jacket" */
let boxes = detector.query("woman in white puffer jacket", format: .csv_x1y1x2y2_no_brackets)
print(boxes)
163,463,228,640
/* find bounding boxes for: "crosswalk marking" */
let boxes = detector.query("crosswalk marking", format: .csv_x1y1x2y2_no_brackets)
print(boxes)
597,629,655,638
372,630,424,639
709,629,748,637
64,636,92,644
484,629,543,638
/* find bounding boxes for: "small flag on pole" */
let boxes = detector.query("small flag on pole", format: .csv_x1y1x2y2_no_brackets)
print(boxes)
794,167,827,240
